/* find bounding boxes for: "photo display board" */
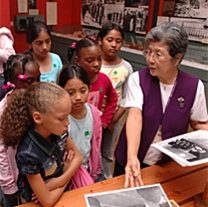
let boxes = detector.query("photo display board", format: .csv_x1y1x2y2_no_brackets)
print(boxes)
81,0,150,34
162,0,208,43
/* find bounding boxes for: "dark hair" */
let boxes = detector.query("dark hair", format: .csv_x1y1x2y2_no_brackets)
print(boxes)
145,22,188,60
3,51,39,85
0,82,68,148
58,64,90,89
67,37,99,62
26,21,51,45
97,22,124,40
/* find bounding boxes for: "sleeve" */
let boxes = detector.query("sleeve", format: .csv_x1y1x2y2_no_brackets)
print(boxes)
56,55,63,72
120,61,134,107
0,35,15,63
124,71,144,110
0,140,18,194
101,77,118,127
0,93,18,194
190,80,208,121
16,152,41,175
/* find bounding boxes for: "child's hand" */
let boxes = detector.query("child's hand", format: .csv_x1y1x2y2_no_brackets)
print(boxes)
31,193,39,204
107,122,115,134
63,150,74,172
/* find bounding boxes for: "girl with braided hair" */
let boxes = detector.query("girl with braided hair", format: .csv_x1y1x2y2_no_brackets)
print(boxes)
0,52,40,207
0,82,82,206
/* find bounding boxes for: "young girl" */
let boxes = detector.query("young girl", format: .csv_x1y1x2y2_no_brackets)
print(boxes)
0,82,82,207
67,37,118,131
26,21,63,83
0,52,40,207
97,22,133,179
58,64,102,182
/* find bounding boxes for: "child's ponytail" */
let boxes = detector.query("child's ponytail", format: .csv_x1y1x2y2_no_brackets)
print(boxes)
0,89,31,148
67,42,76,62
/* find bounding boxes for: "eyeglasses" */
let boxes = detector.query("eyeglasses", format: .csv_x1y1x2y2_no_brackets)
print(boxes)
142,50,166,61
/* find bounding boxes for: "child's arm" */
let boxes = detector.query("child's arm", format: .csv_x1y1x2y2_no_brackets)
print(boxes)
45,137,83,190
101,79,118,128
27,173,68,207
108,106,126,133
0,139,18,195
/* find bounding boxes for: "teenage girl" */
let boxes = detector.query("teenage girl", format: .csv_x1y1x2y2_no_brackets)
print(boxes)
0,52,40,207
26,21,63,83
0,82,82,207
97,22,133,179
67,37,118,131
58,64,102,182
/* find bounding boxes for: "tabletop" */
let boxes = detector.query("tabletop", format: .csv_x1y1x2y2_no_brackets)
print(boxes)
17,161,208,207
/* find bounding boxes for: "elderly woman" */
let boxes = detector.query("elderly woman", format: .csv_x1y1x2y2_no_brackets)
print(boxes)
114,22,208,187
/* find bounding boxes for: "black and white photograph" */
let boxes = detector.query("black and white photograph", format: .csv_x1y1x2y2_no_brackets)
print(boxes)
123,7,148,33
152,130,208,166
125,0,149,7
28,0,36,9
81,0,105,28
105,0,125,4
103,4,125,27
174,0,208,18
85,184,171,207
170,17,208,43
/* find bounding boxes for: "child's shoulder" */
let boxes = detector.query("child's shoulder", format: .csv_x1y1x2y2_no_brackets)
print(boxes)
50,52,62,60
87,103,102,116
121,59,134,72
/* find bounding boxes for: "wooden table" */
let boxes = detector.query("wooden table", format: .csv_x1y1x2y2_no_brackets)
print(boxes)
17,161,208,207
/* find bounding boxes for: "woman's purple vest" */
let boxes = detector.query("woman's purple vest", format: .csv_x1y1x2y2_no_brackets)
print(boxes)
115,68,199,167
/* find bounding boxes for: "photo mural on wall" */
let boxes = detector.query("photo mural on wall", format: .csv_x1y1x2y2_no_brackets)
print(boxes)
162,0,208,43
81,0,149,34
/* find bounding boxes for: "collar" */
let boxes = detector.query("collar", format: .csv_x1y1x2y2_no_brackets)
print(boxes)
27,126,57,156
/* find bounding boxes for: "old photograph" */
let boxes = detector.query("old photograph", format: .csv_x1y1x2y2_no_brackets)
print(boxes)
81,0,105,28
170,17,208,43
125,0,149,7
105,0,125,4
174,0,208,18
123,7,148,33
102,4,124,27
28,0,36,9
152,130,208,166
85,184,171,207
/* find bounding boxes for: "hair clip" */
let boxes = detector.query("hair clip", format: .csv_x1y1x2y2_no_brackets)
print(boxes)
18,74,28,80
91,37,96,41
71,42,76,49
2,82,15,89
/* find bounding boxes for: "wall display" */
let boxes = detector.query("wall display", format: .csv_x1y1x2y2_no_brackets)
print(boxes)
174,0,208,18
125,0,149,7
161,0,208,43
162,0,177,16
103,4,124,27
28,0,36,9
123,7,148,34
170,17,208,43
81,0,105,28
81,0,149,34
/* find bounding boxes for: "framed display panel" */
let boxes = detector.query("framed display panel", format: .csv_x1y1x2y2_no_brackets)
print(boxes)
170,17,208,43
161,0,208,43
81,0,150,34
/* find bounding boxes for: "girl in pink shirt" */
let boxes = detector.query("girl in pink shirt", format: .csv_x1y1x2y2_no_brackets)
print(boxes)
0,52,40,207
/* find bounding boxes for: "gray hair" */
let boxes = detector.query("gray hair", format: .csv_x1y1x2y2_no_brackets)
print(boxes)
145,22,188,60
